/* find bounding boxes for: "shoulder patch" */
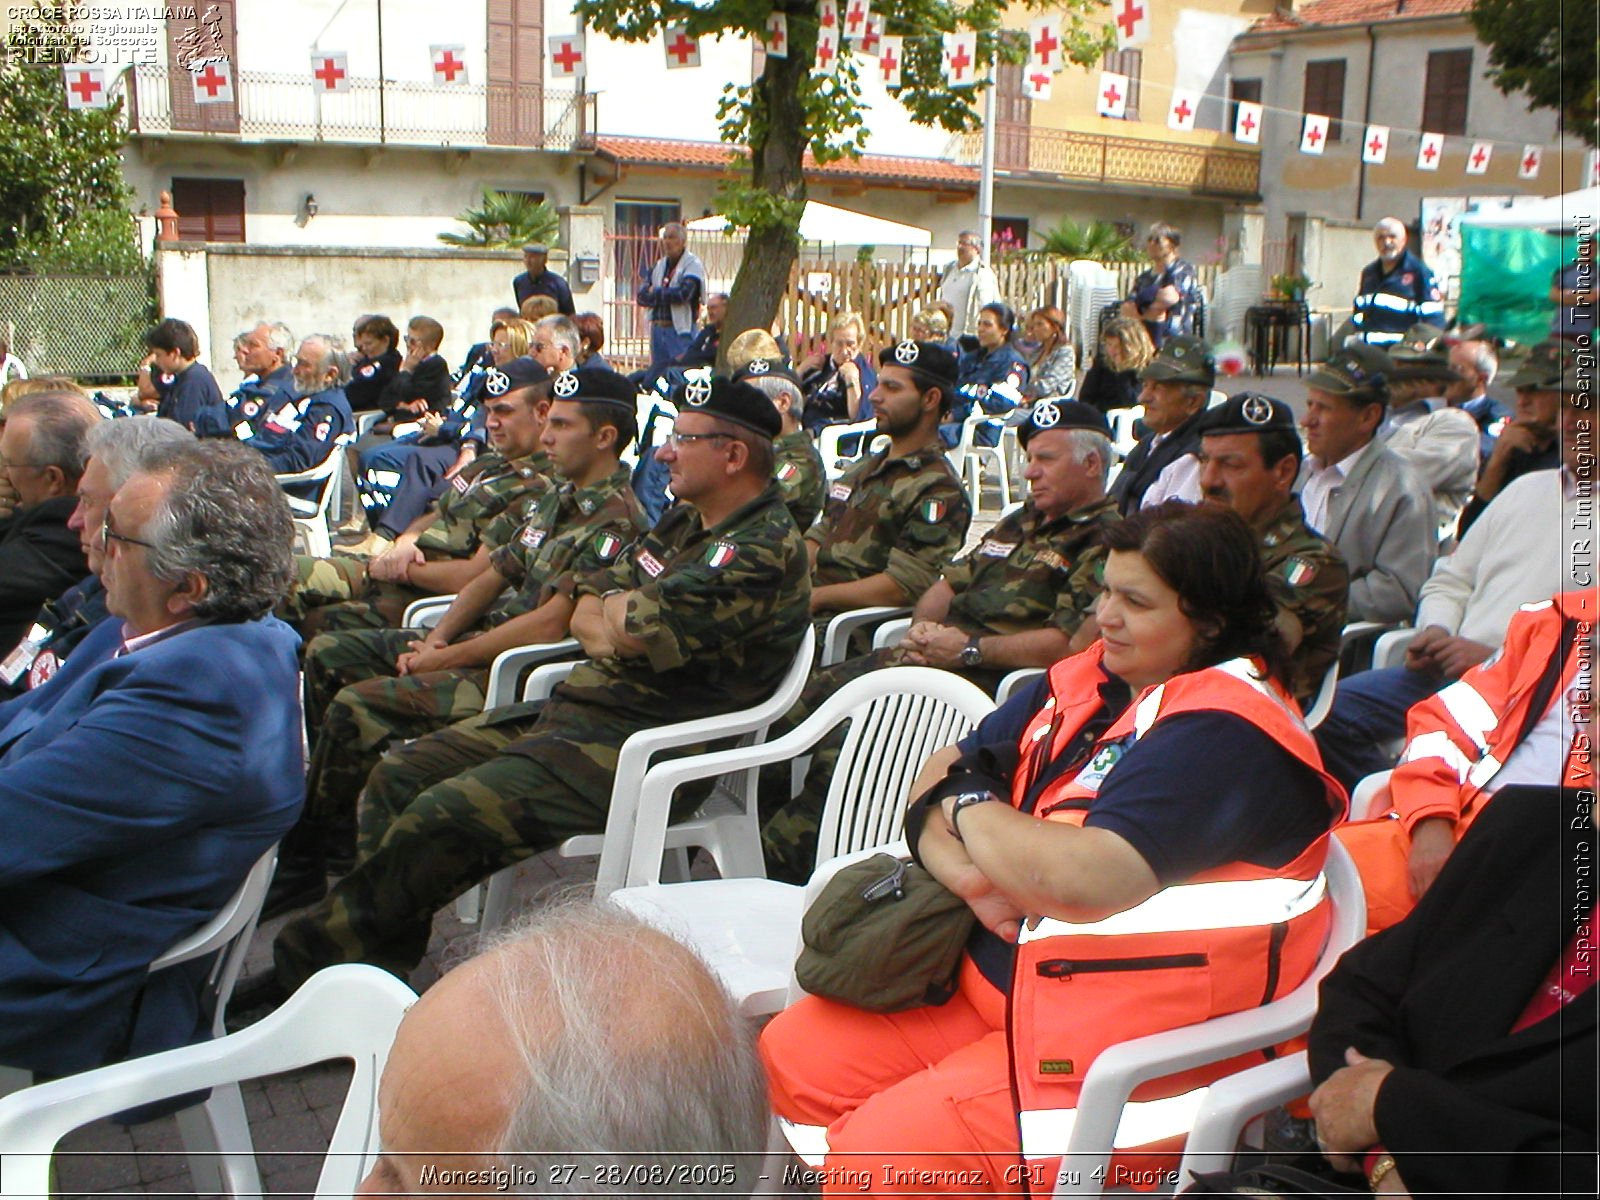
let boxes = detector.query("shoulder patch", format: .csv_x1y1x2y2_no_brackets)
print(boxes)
452,474,471,494
704,541,737,569
828,481,852,502
920,498,948,523
1284,556,1318,587
776,461,799,482
594,531,623,560
521,526,546,549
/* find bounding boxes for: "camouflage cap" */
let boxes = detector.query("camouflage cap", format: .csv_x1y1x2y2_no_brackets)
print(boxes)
548,367,636,410
1506,338,1573,391
1395,323,1447,352
1138,335,1216,386
1018,399,1112,447
482,355,551,397
1307,343,1393,398
733,358,803,389
1387,340,1460,384
1198,391,1299,439
878,339,959,392
680,376,782,440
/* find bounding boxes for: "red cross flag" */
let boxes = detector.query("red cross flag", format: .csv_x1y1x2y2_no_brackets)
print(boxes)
1023,68,1052,102
431,44,468,85
764,12,788,59
311,51,350,93
190,57,234,105
1362,124,1389,165
663,25,700,69
819,1,838,32
815,24,840,74
1416,131,1444,171
1167,88,1199,132
1097,71,1129,119
1299,113,1329,155
877,34,902,87
1028,16,1063,73
548,33,584,79
1518,144,1542,180
844,0,871,42
943,32,978,89
62,65,110,110
1233,100,1262,144
1465,141,1492,175
1113,0,1150,50
860,14,883,56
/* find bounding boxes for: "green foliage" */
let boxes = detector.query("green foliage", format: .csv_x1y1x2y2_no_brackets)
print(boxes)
438,189,560,250
1035,217,1138,261
0,5,141,272
1470,0,1597,147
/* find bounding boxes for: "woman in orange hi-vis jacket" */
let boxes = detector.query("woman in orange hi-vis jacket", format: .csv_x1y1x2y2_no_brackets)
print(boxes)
1336,589,1595,934
761,503,1347,1197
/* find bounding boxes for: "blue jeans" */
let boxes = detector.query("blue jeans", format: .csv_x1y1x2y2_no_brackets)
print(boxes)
1314,665,1445,791
649,325,693,372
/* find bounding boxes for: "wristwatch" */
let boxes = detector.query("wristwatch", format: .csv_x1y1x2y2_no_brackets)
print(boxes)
948,789,999,841
960,635,985,669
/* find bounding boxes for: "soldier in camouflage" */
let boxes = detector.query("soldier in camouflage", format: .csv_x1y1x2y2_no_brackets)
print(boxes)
248,377,811,993
1195,392,1350,703
279,357,555,633
807,340,971,643
735,358,826,533
760,401,1120,882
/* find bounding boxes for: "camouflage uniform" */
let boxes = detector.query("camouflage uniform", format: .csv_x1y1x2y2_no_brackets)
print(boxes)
272,483,810,986
300,464,648,832
760,495,1118,883
281,449,551,633
1256,496,1350,705
774,429,826,533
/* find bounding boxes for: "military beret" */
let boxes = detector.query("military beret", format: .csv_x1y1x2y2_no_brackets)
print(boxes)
679,375,782,440
1506,337,1574,391
878,339,959,392
548,367,636,410
1018,399,1112,447
733,358,803,390
1138,335,1216,386
1198,391,1299,438
482,356,550,397
1307,343,1393,398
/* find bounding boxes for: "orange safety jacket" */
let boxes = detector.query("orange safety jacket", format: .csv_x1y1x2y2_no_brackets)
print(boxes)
1338,590,1596,932
1006,646,1346,1163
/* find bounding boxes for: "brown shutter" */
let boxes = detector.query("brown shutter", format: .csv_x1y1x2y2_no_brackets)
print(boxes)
488,0,544,147
1302,59,1346,142
1422,49,1472,136
172,178,246,243
995,62,1032,172
165,3,240,135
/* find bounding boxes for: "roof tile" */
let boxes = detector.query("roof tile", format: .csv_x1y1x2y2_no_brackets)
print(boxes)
1246,0,1473,34
594,136,978,190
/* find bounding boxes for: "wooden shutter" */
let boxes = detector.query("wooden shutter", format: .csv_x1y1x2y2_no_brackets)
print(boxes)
165,3,239,135
1422,49,1472,135
1302,59,1346,142
1102,49,1142,120
995,63,1032,172
488,0,544,147
172,178,246,243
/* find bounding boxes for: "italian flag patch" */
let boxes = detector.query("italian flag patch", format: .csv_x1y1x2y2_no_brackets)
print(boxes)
1284,557,1318,586
921,499,947,522
776,462,798,482
705,541,738,569
594,531,622,560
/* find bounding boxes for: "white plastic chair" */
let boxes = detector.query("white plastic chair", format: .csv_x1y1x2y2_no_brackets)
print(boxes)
1371,628,1416,671
817,418,882,481
1302,661,1339,730
0,965,415,1200
399,594,456,630
871,616,912,651
277,434,355,557
1175,1051,1315,1186
866,624,1047,705
1350,768,1394,821
612,668,995,1014
949,411,1012,514
996,666,1046,703
821,605,912,666
1108,405,1145,460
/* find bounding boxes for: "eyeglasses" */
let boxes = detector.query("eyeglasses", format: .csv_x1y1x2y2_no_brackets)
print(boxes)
665,431,732,449
101,513,156,551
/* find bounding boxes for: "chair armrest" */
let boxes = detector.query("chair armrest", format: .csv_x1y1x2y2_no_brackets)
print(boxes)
996,667,1045,704
822,606,911,666
484,639,582,708
401,596,456,629
1175,1053,1311,1185
872,617,912,650
518,657,582,705
1371,629,1417,672
1351,768,1395,821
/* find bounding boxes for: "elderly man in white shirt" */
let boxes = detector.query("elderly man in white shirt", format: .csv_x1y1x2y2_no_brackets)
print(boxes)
938,230,1000,340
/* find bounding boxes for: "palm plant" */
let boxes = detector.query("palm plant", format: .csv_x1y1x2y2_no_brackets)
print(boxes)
1034,218,1139,262
439,189,559,250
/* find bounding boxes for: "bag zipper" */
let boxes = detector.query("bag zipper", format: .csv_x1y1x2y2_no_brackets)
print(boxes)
1035,952,1208,978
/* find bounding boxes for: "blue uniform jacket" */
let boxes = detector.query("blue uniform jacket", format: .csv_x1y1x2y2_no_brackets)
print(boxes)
212,364,297,439
0,616,305,1076
953,342,1031,423
252,385,356,475
156,361,227,434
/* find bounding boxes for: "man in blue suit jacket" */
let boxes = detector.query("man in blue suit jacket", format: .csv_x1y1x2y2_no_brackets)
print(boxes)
0,440,304,1077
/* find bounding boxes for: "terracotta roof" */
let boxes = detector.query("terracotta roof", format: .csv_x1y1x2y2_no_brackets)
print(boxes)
1245,0,1473,35
593,136,978,191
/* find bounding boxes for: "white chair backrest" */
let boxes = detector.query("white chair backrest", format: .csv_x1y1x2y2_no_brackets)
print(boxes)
818,418,881,481
1107,405,1144,457
1350,768,1395,821
0,965,416,1200
1302,661,1339,732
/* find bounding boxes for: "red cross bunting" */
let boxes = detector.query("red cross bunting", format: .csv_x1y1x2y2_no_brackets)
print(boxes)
1368,132,1385,155
194,64,228,96
434,49,463,81
879,43,898,81
1240,110,1257,135
1523,149,1540,172
68,71,103,103
1030,72,1051,93
1421,140,1439,163
817,38,836,69
1116,0,1145,40
1470,144,1488,168
551,41,582,73
845,0,867,35
767,21,785,51
1033,28,1058,61
313,57,345,89
948,40,971,80
1304,124,1323,147
666,31,696,64
1102,81,1122,107
1171,97,1192,123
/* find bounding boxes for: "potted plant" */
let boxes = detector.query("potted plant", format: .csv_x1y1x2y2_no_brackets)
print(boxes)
1270,272,1312,302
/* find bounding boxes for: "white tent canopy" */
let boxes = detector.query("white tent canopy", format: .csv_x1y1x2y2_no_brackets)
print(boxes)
687,200,932,248
1459,186,1599,231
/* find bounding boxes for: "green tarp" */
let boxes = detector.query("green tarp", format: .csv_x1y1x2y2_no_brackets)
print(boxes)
1459,226,1572,345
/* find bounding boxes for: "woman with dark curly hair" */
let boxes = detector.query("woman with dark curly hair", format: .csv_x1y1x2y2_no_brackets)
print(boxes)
762,501,1344,1197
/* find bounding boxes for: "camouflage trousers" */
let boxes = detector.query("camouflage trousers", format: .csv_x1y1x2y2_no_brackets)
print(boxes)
277,552,426,635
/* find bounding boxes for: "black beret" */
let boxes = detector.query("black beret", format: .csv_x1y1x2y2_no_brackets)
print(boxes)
1198,391,1299,437
679,375,782,440
482,356,550,396
878,339,959,392
549,367,636,410
1018,399,1112,447
733,358,803,390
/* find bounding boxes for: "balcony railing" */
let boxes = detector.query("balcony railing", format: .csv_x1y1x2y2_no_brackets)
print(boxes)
126,64,595,153
954,128,1260,199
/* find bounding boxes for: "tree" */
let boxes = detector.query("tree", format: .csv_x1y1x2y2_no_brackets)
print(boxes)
439,188,561,250
577,1,1111,356
0,4,141,272
1470,0,1597,147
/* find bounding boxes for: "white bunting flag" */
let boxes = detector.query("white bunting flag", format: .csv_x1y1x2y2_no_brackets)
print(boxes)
190,57,234,104
62,65,110,110
547,34,584,79
430,44,468,85
1417,131,1444,171
819,1,838,34
815,25,840,74
859,14,883,56
1028,16,1063,73
310,51,349,93
1113,0,1151,50
1300,113,1330,155
877,34,902,87
1097,71,1129,119
1465,141,1492,175
1023,66,1053,102
1361,124,1389,164
1167,88,1199,132
843,0,871,42
943,32,977,88
1518,145,1542,180
1233,100,1262,144
663,25,700,70
764,13,788,59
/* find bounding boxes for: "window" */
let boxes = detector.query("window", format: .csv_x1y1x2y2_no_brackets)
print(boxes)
1102,48,1142,120
1302,59,1346,142
1229,77,1262,129
171,177,245,243
1422,49,1472,135
612,200,680,299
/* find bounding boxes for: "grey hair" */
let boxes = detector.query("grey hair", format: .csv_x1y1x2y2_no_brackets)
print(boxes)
139,441,295,620
485,900,769,1194
1458,339,1498,386
5,391,102,479
1375,217,1406,238
744,373,803,409
1066,428,1115,486
262,321,295,357
660,221,686,239
535,315,582,360
303,334,353,387
84,415,194,488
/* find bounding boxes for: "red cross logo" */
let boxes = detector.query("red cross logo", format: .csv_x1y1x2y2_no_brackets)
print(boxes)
1367,132,1385,156
879,44,898,82
767,21,785,51
821,3,836,27
313,57,345,89
195,63,228,96
845,1,867,35
1116,0,1145,39
1421,140,1439,163
1239,109,1257,135
552,40,583,73
1523,150,1540,173
1029,72,1051,94
434,49,463,81
1171,97,1192,123
666,31,696,65
1102,81,1123,108
1470,145,1488,168
68,71,103,104
947,40,971,81
861,18,880,53
1033,27,1058,62
1304,123,1323,147
817,37,835,69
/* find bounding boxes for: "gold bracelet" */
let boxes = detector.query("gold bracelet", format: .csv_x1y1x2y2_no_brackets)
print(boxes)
1367,1153,1398,1190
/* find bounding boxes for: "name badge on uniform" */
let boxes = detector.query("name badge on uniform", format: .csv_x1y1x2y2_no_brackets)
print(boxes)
637,548,666,578
27,650,59,690
980,540,1016,558
233,421,255,442
452,474,471,494
520,526,546,550
828,482,852,502
1072,742,1126,794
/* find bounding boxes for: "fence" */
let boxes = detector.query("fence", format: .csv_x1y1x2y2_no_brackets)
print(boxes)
0,270,155,382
